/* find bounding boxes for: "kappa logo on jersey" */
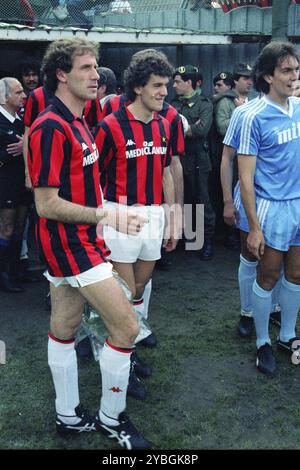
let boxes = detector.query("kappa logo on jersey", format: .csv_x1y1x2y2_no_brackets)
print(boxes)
126,139,135,147
126,140,167,159
82,142,99,167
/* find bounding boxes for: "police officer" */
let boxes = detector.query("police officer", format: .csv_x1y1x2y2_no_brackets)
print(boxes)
172,65,215,260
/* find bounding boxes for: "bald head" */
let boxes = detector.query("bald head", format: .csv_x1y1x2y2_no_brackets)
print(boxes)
0,77,25,114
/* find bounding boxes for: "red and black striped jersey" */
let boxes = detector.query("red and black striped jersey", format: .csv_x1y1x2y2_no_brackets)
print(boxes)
84,98,103,133
103,95,184,156
28,96,108,277
160,102,185,156
102,94,128,117
95,106,171,206
24,86,53,127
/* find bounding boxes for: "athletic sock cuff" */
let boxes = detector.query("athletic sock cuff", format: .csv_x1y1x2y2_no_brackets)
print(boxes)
282,276,300,292
105,338,133,354
48,332,75,344
240,254,258,267
252,280,273,298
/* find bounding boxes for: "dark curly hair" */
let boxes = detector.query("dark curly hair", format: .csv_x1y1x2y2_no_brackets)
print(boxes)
42,38,99,93
124,49,174,102
253,41,299,94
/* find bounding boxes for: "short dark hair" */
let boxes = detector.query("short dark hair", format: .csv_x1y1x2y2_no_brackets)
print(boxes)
253,41,299,94
97,67,117,95
19,59,40,77
124,50,174,102
42,38,99,93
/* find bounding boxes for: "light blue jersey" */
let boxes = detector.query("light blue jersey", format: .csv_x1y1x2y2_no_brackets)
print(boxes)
223,97,262,150
238,95,300,201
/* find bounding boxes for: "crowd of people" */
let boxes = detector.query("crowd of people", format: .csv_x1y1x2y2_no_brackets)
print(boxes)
1,38,300,449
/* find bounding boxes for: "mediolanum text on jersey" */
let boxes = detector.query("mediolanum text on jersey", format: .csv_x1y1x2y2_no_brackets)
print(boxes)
126,142,167,160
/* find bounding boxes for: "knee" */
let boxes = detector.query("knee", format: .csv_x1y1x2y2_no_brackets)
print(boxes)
115,312,139,347
257,269,281,291
284,269,300,285
50,314,82,340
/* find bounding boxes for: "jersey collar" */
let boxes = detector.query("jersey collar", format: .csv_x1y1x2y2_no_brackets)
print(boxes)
51,96,84,123
123,106,161,123
262,95,294,117
0,105,20,123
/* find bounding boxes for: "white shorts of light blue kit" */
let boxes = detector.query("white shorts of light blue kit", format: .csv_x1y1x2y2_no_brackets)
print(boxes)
103,201,165,263
44,262,113,287
234,188,300,252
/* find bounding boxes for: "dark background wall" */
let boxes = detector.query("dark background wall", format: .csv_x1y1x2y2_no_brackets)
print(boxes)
0,40,265,97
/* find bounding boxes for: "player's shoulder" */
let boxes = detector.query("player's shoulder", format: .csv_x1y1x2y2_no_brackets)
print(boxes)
29,106,66,134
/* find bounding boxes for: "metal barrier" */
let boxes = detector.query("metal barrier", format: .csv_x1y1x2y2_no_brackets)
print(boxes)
0,0,216,28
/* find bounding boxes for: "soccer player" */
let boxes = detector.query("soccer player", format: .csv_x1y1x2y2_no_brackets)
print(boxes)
27,37,151,449
94,50,178,347
221,98,281,338
237,41,300,375
100,50,184,348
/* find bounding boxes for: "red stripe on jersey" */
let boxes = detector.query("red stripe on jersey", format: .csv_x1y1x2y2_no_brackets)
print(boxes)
104,114,129,203
28,127,42,188
102,95,128,117
160,103,185,156
57,223,80,274
152,118,164,205
96,107,171,206
29,97,107,277
47,125,67,187
128,114,147,205
39,219,63,276
84,99,103,130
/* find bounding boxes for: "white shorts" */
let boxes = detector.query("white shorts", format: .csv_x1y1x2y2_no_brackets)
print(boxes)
103,202,165,263
44,262,113,287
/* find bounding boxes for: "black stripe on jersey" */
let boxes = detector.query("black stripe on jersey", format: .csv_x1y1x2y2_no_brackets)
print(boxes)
99,120,118,203
46,219,73,275
40,125,55,186
33,116,65,134
143,122,154,206
122,117,138,206
158,118,171,167
71,124,98,209
86,225,107,262
63,223,94,272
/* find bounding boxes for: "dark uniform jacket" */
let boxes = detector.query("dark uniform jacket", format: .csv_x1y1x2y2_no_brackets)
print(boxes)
171,92,213,172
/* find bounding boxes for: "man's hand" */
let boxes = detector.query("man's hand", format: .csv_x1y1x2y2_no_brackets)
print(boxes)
6,135,23,157
234,97,245,107
163,215,179,252
247,229,265,260
223,201,237,226
100,207,149,236
25,174,33,191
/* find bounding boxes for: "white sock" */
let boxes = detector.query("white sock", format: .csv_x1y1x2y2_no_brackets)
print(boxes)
142,279,152,320
133,298,145,319
99,339,132,425
133,298,152,343
48,333,80,423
